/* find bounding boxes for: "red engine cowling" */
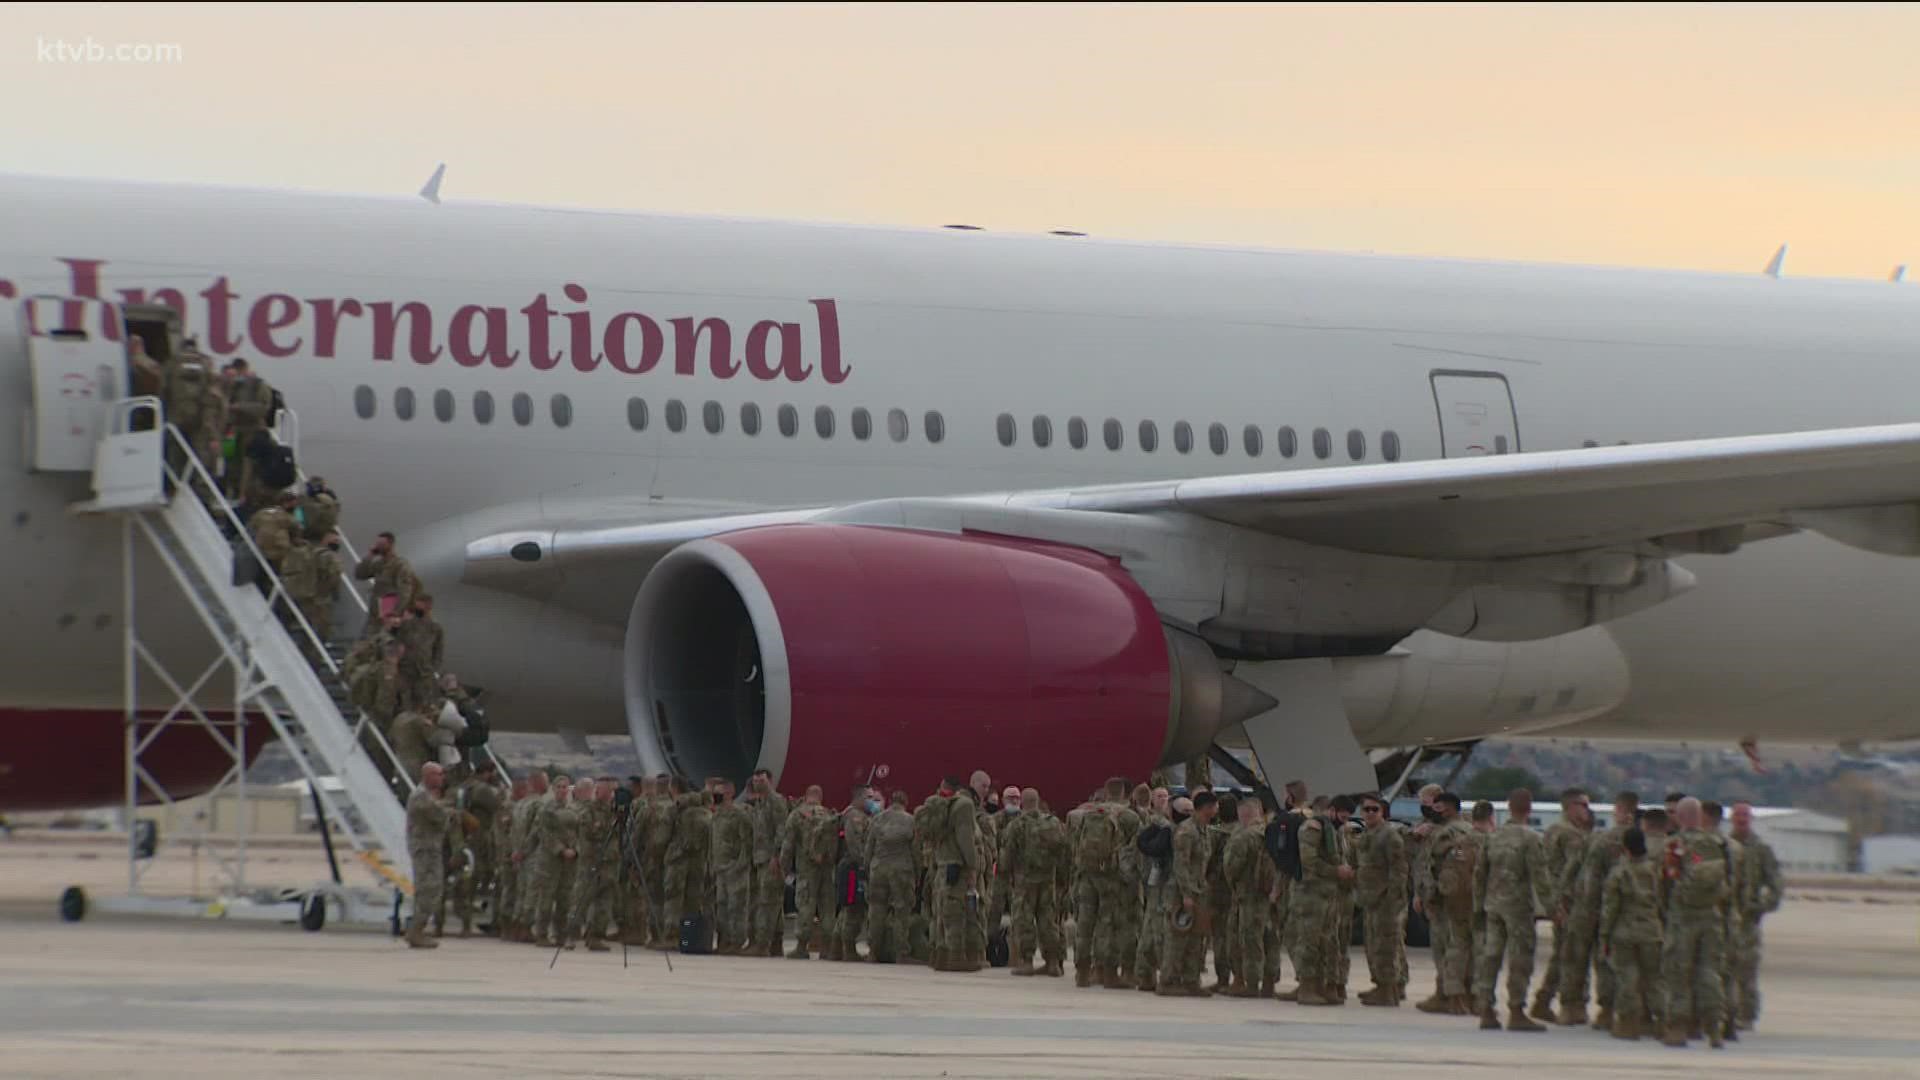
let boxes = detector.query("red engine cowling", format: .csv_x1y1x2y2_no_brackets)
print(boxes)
624,524,1186,802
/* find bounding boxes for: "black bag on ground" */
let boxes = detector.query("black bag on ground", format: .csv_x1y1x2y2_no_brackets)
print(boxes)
678,913,712,955
987,926,1010,968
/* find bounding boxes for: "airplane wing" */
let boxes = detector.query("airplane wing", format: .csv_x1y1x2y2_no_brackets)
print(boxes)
992,422,1920,560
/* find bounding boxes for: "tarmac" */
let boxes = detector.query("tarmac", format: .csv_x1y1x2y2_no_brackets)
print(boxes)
3,833,1919,1079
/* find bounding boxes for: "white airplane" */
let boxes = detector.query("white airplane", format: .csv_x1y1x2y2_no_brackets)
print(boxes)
5,172,1919,812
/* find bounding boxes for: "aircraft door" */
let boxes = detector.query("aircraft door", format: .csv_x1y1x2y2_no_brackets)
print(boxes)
20,296,129,472
1429,370,1519,457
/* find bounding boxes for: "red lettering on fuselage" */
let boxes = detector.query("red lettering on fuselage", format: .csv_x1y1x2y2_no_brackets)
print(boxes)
13,257,851,384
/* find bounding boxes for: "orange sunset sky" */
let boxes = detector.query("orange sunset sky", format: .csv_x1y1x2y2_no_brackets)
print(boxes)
3,3,1916,279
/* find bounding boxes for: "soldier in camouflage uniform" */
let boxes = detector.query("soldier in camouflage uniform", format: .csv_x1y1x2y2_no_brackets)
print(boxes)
1560,792,1639,1029
452,760,505,938
1329,796,1363,1001
661,776,714,950
1288,799,1353,1006
742,769,790,957
782,786,834,959
1356,794,1409,1005
530,776,582,948
1657,798,1731,1049
567,779,618,951
1533,787,1594,1021
1599,827,1662,1041
930,783,984,972
1131,788,1174,993
1727,802,1783,1031
403,762,452,949
1003,787,1068,977
1415,793,1477,1015
1221,797,1275,997
497,777,530,937
711,779,755,955
827,788,874,961
1070,779,1139,988
507,771,550,941
966,773,1001,971
1205,793,1239,993
643,775,677,947
353,532,418,636
1472,790,1553,1031
1155,791,1217,996
865,790,917,964
394,595,445,714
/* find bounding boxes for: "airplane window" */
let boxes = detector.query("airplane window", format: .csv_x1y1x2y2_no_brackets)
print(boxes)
433,389,454,423
925,410,945,443
997,413,1017,447
1382,430,1401,461
474,390,495,426
851,407,872,441
704,401,725,434
1312,427,1331,459
625,396,647,431
1346,428,1364,460
1173,421,1193,454
741,402,761,436
1103,418,1123,451
887,408,909,442
815,405,835,439
1068,416,1088,450
666,399,687,433
394,387,416,421
1243,424,1263,457
1139,420,1158,453
551,394,573,429
778,404,799,438
511,392,532,426
1033,415,1052,448
1208,422,1227,456
1495,434,1510,454
1277,425,1297,459
353,385,376,420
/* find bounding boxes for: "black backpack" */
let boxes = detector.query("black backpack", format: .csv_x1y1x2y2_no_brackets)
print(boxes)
678,913,712,955
1135,823,1174,861
1264,811,1308,882
260,444,297,490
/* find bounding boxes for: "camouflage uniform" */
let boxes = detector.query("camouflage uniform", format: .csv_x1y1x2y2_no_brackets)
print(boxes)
569,796,618,947
1288,812,1345,1004
1560,822,1631,1021
864,803,917,963
782,803,836,958
298,489,340,542
1207,818,1236,987
531,795,583,945
1357,818,1409,1001
1419,817,1478,1010
1535,815,1591,1017
507,789,549,935
223,373,274,499
1222,818,1276,995
643,793,676,945
711,798,754,952
1158,816,1211,994
1111,807,1144,979
394,612,445,714
249,505,296,575
1729,831,1782,1027
453,773,504,935
828,806,871,960
386,709,436,792
910,800,937,962
1600,856,1663,1039
1132,812,1175,990
1003,808,1069,974
1331,819,1361,995
404,784,452,945
1068,802,1130,984
353,550,418,634
969,803,1000,967
1473,820,1553,1019
931,793,982,970
1657,827,1732,1044
744,788,791,955
663,790,713,946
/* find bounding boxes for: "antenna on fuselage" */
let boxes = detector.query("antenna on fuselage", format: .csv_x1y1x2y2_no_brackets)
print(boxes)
1763,243,1787,279
419,163,446,205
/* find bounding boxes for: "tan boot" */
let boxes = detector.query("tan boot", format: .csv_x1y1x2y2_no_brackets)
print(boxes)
1359,985,1397,1007
1508,1006,1548,1032
1448,994,1477,1016
406,917,439,949
1529,989,1556,1023
1612,1011,1641,1041
1480,1003,1503,1030
1104,967,1135,990
1275,986,1301,1002
1661,1023,1690,1048
1075,965,1093,988
1415,993,1450,1013
1009,962,1037,976
585,937,611,953
1042,959,1064,978
1298,980,1338,1006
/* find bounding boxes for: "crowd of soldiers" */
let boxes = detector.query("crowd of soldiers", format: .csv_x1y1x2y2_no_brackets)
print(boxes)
397,761,1783,1052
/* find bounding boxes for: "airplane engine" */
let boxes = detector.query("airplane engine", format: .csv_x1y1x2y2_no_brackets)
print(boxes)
623,524,1267,799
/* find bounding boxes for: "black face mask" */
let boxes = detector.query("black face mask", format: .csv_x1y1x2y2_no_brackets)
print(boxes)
1172,810,1191,825
1420,805,1443,823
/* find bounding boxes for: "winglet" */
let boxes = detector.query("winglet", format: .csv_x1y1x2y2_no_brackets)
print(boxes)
1764,243,1787,278
1894,265,1908,284
418,163,446,205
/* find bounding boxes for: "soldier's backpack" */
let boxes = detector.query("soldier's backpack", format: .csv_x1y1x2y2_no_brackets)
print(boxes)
260,443,297,490
1436,828,1476,913
1074,805,1120,874
164,361,211,431
806,808,842,867
1671,836,1730,910
1263,810,1309,882
1033,813,1070,870
279,543,317,601
916,795,953,855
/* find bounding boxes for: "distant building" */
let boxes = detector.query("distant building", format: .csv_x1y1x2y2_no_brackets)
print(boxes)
1862,835,1920,876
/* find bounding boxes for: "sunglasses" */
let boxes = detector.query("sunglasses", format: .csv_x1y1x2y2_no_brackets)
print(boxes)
1362,805,1383,813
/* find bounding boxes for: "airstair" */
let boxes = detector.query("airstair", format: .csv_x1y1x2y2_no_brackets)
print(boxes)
63,397,426,930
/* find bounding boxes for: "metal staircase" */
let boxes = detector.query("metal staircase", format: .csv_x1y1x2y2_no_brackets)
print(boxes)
69,398,422,925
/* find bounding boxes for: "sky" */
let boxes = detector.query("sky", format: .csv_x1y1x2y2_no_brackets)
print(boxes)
3,2,1917,279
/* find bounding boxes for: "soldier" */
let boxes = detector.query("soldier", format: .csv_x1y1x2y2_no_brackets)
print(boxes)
1205,793,1239,994
1156,791,1217,997
1407,782,1446,1002
1356,793,1409,1006
966,771,1001,971
1704,800,1741,1042
497,777,531,938
1221,797,1274,998
615,776,652,946
865,789,917,964
353,531,419,635
297,476,340,542
1534,787,1595,1021
643,774,676,947
128,334,162,400
711,779,754,955
453,760,505,938
929,778,983,972
304,531,344,643
386,705,437,798
1416,792,1477,1015
1002,786,1068,977
404,761,452,949
742,769,790,957
990,786,1023,930
394,596,445,713
1130,787,1174,993
1472,790,1553,1032
1070,779,1137,988
508,770,552,942
661,775,714,950
221,358,275,500
1727,801,1782,1031
1288,795,1354,1006
248,491,300,577
1600,828,1663,1041
1328,796,1363,1001
1657,797,1730,1049
782,785,833,959
568,778,619,952
827,787,874,961
159,341,215,481
531,776,583,948
1559,791,1639,1028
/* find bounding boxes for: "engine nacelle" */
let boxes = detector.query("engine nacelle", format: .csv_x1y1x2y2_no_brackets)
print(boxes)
625,524,1257,801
